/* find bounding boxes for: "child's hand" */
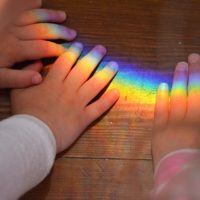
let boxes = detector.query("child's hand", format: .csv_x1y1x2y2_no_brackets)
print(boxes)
11,43,120,153
0,8,76,88
152,54,200,167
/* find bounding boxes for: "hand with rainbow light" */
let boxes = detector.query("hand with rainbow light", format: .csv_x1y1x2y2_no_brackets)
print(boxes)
0,1,76,88
152,53,200,167
11,43,120,153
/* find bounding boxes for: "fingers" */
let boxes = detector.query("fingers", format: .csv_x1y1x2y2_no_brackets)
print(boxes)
169,62,188,122
187,53,200,118
23,60,43,72
15,9,67,26
79,62,118,105
47,42,83,81
85,89,120,123
15,23,77,41
19,40,65,61
66,45,106,90
154,83,169,129
0,67,42,89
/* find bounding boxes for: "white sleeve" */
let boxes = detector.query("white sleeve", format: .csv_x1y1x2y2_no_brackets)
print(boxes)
0,115,56,200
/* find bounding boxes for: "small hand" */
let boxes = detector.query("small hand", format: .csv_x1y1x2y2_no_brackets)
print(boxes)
153,54,200,167
11,43,120,153
0,7,76,88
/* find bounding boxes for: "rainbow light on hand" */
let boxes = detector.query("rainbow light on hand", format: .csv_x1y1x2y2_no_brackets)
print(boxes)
85,51,172,106
63,43,173,109
30,10,173,106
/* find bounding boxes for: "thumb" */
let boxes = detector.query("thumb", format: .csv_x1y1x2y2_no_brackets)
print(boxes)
0,62,43,89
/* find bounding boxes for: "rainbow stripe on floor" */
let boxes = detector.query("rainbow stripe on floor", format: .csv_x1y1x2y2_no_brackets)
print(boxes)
100,59,172,106
62,43,173,109
29,10,173,108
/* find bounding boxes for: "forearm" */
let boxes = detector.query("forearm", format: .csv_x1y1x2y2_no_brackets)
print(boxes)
151,149,200,200
0,115,56,200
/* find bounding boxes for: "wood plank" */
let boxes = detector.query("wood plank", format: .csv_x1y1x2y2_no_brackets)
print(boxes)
21,158,153,200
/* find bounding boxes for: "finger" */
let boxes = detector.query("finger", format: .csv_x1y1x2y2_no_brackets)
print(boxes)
187,53,200,118
85,89,120,123
154,83,169,129
23,60,43,72
169,62,188,122
78,62,118,105
15,9,67,26
19,40,66,61
16,23,77,41
66,45,106,90
47,42,83,81
0,68,42,88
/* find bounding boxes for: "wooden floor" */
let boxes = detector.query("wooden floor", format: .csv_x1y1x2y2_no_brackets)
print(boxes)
1,0,200,199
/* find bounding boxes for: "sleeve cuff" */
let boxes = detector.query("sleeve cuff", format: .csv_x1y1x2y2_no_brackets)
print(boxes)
152,149,200,195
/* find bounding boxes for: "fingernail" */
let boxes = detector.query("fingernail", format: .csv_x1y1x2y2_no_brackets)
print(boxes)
108,61,119,72
159,83,168,91
90,45,107,59
94,45,107,55
176,62,188,71
72,42,83,50
68,29,77,38
32,74,42,84
58,11,66,19
189,53,200,63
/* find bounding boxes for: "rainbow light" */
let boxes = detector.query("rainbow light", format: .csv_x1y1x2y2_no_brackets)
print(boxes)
77,46,173,107
59,43,174,113
106,61,172,105
29,9,49,22
189,73,200,94
29,9,173,107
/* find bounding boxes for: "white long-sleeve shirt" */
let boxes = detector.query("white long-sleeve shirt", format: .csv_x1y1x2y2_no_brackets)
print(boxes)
0,115,56,200
1,115,200,200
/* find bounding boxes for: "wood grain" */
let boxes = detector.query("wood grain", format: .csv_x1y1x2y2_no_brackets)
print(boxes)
21,159,153,200
0,0,200,199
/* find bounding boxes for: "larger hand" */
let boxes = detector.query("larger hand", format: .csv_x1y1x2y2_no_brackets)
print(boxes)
11,43,120,153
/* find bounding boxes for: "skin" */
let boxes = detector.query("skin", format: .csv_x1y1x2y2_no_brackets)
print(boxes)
153,53,200,168
0,0,76,88
11,43,120,153
0,0,43,24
